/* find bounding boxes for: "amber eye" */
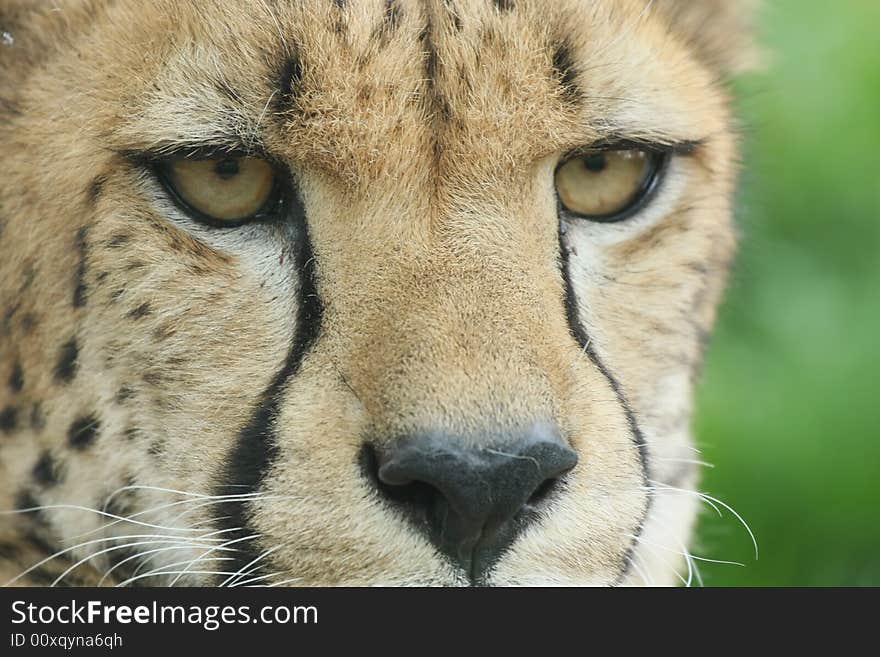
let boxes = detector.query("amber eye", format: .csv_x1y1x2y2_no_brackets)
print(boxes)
555,148,666,221
159,155,279,225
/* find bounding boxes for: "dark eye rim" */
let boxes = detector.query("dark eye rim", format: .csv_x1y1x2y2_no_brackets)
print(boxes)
555,144,673,224
149,149,291,229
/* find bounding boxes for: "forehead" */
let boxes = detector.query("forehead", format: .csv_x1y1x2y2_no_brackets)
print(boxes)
102,0,724,185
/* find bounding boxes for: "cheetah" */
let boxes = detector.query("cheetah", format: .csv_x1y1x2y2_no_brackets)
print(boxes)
0,0,757,586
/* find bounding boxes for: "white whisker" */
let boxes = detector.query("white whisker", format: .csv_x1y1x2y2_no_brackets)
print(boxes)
265,577,303,587
2,504,206,533
228,572,282,588
116,569,241,588
644,486,723,516
51,538,234,588
625,552,655,587
169,533,262,586
655,457,715,469
130,528,251,582
648,482,759,559
2,533,225,587
221,546,281,588
100,544,207,586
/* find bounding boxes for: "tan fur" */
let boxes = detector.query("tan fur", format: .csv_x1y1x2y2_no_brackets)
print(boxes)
0,0,754,586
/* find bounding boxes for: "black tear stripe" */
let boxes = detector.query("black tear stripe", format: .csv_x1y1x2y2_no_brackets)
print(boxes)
214,220,323,583
558,227,651,585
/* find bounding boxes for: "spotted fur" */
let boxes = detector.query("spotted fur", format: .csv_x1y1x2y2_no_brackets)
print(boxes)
0,0,755,586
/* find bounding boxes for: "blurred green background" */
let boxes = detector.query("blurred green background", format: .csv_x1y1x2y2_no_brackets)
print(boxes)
693,0,880,586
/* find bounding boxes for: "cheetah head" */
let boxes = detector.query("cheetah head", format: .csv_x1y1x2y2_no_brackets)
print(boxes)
0,0,756,586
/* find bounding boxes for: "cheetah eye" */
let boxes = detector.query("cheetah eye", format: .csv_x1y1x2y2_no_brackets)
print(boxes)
555,148,668,222
157,155,281,226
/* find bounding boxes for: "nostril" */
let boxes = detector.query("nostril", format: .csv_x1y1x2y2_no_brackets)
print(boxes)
358,444,440,516
527,477,560,507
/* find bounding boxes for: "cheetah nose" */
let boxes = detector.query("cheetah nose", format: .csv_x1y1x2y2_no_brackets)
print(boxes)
363,421,578,581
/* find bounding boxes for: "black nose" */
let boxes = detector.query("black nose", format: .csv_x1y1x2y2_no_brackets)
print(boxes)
362,422,578,582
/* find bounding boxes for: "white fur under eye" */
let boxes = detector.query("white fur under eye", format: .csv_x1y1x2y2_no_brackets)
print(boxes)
134,168,299,305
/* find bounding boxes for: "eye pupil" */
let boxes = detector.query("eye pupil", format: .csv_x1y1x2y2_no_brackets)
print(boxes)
214,158,240,179
582,154,606,172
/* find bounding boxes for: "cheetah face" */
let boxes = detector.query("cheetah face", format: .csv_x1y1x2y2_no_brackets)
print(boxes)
0,0,754,586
